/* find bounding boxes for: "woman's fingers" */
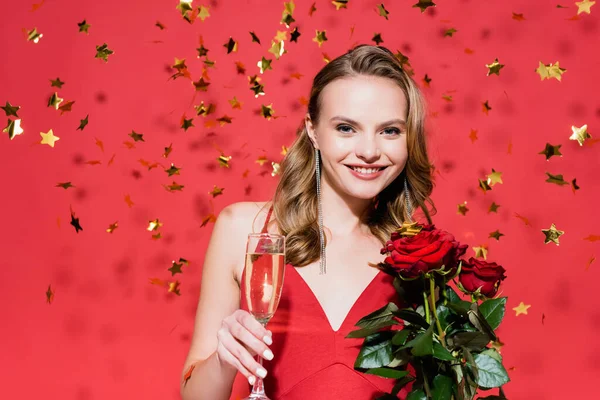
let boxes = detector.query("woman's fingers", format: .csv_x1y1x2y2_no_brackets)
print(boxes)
216,339,256,385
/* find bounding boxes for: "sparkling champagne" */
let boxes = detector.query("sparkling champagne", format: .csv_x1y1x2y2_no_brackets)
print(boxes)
244,252,285,324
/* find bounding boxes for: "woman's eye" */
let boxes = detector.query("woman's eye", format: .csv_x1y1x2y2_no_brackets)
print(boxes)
383,128,401,135
337,125,353,133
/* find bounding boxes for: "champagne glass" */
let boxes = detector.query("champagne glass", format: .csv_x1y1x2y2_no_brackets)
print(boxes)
242,233,286,400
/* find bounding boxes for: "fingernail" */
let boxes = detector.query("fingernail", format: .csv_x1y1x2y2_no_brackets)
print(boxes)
256,367,267,378
263,349,274,360
248,375,256,385
263,335,273,345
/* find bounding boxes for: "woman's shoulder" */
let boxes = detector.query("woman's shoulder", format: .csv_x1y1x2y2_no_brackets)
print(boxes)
223,200,273,233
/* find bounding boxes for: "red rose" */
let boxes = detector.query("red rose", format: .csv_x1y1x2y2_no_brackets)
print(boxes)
381,225,468,279
459,257,507,297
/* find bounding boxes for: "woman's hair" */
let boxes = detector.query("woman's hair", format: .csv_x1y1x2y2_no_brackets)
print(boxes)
264,44,437,267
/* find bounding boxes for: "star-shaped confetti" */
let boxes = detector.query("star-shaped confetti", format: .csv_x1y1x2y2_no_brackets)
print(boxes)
542,223,564,245
413,0,436,12
46,284,54,304
457,201,469,216
40,129,60,147
535,61,566,81
576,0,595,14
3,118,24,140
25,27,43,43
486,58,505,76
538,143,562,160
56,182,74,189
487,169,503,186
1,101,20,117
313,30,328,47
77,115,89,131
48,92,63,109
513,302,530,316
147,219,163,231
70,208,83,233
106,221,118,233
168,280,181,295
569,124,591,146
129,130,144,142
78,20,91,34
50,77,65,88
209,185,224,197
165,164,181,176
95,43,114,62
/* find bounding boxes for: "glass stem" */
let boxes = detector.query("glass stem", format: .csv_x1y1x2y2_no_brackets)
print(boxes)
250,355,266,395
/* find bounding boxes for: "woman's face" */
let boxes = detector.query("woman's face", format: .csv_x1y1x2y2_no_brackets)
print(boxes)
306,75,409,200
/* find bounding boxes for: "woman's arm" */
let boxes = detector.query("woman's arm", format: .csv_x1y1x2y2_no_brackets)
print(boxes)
180,202,248,400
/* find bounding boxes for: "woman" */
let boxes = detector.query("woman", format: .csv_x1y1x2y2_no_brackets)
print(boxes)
180,44,436,400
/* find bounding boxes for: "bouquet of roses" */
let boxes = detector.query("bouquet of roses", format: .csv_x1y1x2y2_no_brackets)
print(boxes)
347,221,510,400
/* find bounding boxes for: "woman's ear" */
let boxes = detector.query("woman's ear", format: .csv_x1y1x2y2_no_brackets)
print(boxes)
305,114,318,149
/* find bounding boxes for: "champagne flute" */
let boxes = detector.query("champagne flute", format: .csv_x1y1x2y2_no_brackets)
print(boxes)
242,233,286,400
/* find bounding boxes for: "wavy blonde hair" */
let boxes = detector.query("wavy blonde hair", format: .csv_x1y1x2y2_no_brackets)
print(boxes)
263,44,437,267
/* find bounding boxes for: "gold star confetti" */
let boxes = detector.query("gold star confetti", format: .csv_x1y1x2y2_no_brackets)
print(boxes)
313,30,328,47
46,284,54,304
535,61,566,81
40,129,60,147
413,0,436,12
468,129,478,143
47,92,63,109
332,0,348,10
70,206,83,233
256,155,268,166
478,178,492,193
176,0,195,22
569,124,591,146
482,100,492,115
168,259,187,276
25,27,43,43
583,234,600,242
489,202,500,213
377,3,390,19
486,58,505,76
229,96,242,109
281,145,288,156
106,221,118,233
95,43,114,62
268,39,286,59
1,101,20,117
168,280,181,296
78,20,91,33
149,278,166,287
271,162,281,176
545,172,569,186
218,154,232,168
223,37,238,54
538,143,562,160
489,230,505,241
147,219,163,231
164,181,185,192
513,302,530,316
473,245,488,259
209,185,224,197
3,118,24,140
58,100,75,115
165,164,181,176
50,77,65,88
77,115,89,131
198,5,211,21
108,153,116,166
200,213,216,227
129,130,144,142
457,201,469,216
163,143,173,158
192,77,210,91
30,0,45,12
512,12,525,21
257,56,273,74
372,33,384,45
576,0,595,14
487,169,503,186
56,182,74,189
181,115,194,131
124,194,134,208
542,223,564,245
443,28,457,37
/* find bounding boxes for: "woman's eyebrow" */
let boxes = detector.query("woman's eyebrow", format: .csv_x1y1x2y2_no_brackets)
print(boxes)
330,116,406,129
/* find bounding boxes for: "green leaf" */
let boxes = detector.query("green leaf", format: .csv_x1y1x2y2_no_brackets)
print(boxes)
355,302,399,328
365,367,409,379
354,332,394,369
393,308,430,329
432,374,454,400
472,353,510,388
409,323,434,356
446,331,490,352
391,328,411,346
432,341,455,361
467,303,496,342
479,297,507,330
375,394,400,400
435,304,452,332
446,301,472,317
445,285,462,304
346,319,399,338
406,388,427,400
480,348,503,363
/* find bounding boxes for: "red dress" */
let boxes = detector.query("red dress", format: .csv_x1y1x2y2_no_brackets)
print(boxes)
234,205,411,400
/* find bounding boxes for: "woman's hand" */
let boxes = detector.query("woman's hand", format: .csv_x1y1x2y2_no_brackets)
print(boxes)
215,309,274,385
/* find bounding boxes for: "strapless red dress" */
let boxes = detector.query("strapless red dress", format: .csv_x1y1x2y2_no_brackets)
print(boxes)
232,205,412,400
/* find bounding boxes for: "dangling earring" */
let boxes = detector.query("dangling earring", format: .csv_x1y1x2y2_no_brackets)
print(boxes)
404,175,413,222
315,147,326,275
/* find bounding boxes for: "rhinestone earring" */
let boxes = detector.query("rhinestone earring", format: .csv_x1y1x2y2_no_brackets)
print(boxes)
404,175,413,222
315,147,326,275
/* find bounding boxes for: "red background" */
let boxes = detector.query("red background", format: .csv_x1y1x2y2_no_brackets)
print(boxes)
1,1,599,399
